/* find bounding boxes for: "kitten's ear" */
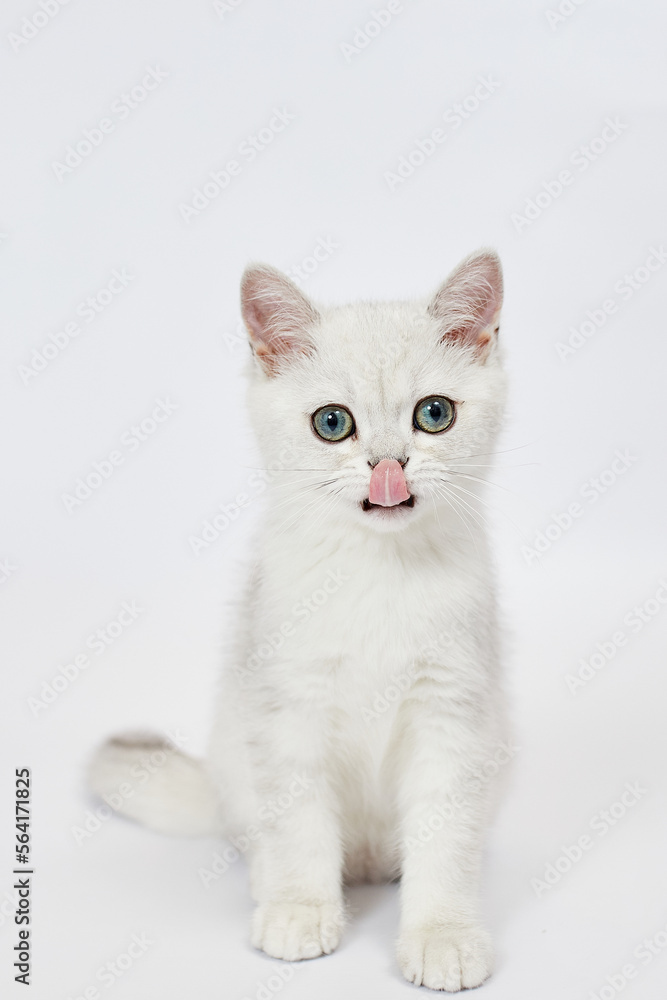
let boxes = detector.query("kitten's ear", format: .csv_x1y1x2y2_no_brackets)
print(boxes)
428,249,503,357
240,264,319,376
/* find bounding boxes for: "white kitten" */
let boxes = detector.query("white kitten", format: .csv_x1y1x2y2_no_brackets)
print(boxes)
90,249,511,992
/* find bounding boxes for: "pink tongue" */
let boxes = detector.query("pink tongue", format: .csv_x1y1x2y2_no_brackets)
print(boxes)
368,459,410,507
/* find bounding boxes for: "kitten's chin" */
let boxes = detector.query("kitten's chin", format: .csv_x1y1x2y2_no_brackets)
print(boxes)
354,495,421,533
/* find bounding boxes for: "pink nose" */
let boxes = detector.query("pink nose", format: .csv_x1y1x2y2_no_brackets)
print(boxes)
368,459,410,507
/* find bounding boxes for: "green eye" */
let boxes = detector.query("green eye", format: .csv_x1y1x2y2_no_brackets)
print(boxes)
312,405,355,442
413,396,456,434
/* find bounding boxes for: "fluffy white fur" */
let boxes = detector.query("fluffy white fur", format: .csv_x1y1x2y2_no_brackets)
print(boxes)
89,249,510,992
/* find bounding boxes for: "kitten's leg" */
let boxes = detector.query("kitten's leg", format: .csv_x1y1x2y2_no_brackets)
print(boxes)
393,684,500,992
247,684,346,962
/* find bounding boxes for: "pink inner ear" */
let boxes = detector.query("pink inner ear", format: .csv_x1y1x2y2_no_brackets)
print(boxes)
430,251,503,351
240,264,319,374
477,293,500,333
243,297,273,342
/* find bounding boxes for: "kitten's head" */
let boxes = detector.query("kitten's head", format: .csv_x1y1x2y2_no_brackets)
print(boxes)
240,250,506,535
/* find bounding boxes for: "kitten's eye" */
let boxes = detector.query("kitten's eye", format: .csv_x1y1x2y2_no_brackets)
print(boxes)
413,396,456,434
312,405,355,442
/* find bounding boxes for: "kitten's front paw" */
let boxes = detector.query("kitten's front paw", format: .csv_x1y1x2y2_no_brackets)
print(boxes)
251,901,344,961
397,923,493,992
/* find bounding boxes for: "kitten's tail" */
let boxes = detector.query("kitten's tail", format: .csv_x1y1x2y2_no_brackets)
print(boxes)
87,731,222,837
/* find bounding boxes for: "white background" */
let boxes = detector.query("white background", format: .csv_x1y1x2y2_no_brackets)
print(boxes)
2,1,667,997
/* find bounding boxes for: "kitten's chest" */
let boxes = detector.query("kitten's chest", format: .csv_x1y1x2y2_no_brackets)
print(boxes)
255,536,474,674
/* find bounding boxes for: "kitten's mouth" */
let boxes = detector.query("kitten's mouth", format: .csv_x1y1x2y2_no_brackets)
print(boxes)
362,495,415,512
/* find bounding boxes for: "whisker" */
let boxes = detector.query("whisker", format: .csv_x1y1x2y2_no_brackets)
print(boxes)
269,476,340,492
435,484,482,552
424,481,480,549
444,478,530,543
263,490,330,553
265,480,339,516
301,487,345,542
447,460,538,470
447,471,514,495
425,484,460,538
438,482,489,535
449,442,539,460
237,466,329,473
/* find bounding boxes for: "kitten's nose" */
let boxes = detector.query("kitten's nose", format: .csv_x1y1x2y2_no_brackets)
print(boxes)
368,459,410,507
